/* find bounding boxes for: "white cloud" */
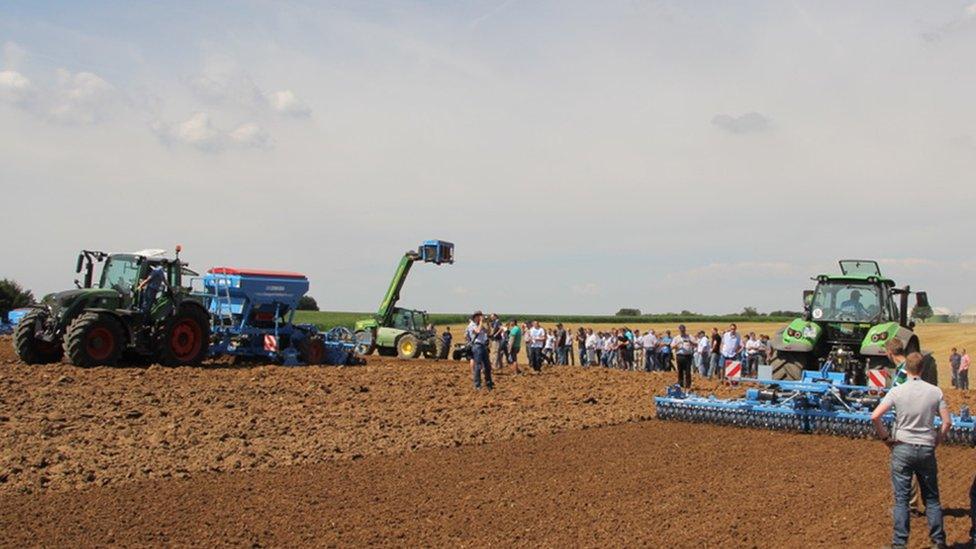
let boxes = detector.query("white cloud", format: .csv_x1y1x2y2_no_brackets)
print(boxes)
2,41,27,70
670,262,800,281
152,112,272,152
47,69,118,124
711,112,771,134
188,68,311,118
0,70,32,104
571,282,601,296
268,90,311,117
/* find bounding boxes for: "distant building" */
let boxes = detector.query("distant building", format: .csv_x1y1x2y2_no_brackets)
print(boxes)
959,307,976,324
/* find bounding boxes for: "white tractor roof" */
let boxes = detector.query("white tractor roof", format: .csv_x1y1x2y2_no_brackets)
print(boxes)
130,248,168,258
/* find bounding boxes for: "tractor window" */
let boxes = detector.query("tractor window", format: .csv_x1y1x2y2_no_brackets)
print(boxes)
100,255,142,293
810,282,882,322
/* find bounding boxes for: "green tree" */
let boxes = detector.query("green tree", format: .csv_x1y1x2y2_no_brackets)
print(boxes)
0,279,34,317
615,308,641,317
297,295,319,311
911,305,933,323
740,306,760,317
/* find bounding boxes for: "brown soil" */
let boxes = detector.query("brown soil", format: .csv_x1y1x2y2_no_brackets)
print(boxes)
2,336,975,547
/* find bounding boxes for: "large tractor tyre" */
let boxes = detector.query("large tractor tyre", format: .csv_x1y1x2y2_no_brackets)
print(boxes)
64,312,125,367
156,306,210,366
13,309,64,364
434,336,447,360
770,351,806,381
354,330,376,356
396,334,421,360
298,336,327,365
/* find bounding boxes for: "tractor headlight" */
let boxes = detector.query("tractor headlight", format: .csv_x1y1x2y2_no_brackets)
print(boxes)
802,326,817,338
871,332,889,343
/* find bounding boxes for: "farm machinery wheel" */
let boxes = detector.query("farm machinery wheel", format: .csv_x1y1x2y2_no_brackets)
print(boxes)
64,312,125,367
354,329,376,356
13,309,64,364
770,351,806,380
397,334,421,359
434,336,447,359
156,306,210,366
298,336,327,365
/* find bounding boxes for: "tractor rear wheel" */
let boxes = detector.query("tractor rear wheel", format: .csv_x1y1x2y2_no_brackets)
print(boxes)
770,351,806,380
397,334,421,359
64,312,124,367
298,336,327,365
354,330,376,356
434,336,447,360
156,306,209,366
13,309,64,364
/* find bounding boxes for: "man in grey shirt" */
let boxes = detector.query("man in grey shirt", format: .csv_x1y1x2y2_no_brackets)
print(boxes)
871,352,951,549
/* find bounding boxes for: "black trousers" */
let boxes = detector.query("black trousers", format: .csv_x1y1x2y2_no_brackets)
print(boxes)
676,353,693,388
528,347,543,371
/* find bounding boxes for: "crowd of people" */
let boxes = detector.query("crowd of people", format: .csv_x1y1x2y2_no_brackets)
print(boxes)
452,313,774,390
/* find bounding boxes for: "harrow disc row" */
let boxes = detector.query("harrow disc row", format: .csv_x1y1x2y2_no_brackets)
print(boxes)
655,394,976,446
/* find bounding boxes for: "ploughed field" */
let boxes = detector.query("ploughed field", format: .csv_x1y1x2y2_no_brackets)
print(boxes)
2,328,976,547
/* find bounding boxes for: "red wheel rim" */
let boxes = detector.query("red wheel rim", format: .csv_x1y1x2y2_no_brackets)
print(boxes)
171,319,203,361
86,327,115,361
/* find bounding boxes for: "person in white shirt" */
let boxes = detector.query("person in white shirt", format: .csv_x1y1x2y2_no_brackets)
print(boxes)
527,321,546,373
720,323,742,375
671,324,695,388
602,332,615,368
696,331,710,376
745,332,763,376
543,330,555,365
584,329,599,367
642,330,659,371
466,311,492,390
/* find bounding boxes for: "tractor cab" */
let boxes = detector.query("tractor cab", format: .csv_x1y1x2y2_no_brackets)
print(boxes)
391,307,432,334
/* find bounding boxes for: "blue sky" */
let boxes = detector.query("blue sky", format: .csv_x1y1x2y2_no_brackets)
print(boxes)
2,1,975,314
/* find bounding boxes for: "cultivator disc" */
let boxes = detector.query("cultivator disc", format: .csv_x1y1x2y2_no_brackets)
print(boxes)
655,383,976,446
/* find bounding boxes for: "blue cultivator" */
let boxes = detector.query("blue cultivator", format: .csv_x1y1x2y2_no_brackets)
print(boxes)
655,372,976,446
197,268,359,366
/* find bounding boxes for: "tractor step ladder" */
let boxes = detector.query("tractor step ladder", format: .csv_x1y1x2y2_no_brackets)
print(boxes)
209,273,236,332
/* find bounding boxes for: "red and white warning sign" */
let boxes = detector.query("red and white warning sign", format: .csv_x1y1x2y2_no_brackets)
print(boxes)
725,360,742,380
263,334,278,352
867,368,889,389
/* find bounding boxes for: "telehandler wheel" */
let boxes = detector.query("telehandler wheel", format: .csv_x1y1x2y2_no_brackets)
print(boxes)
770,351,805,380
156,306,209,366
298,336,327,365
13,309,64,364
64,312,124,367
433,336,447,360
354,330,376,356
397,334,421,359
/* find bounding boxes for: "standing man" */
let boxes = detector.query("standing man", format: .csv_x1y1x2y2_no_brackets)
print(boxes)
439,327,453,360
960,349,970,390
696,331,710,377
720,324,742,377
708,327,723,379
950,348,962,388
585,328,598,367
527,320,546,373
467,311,493,390
642,329,658,372
555,323,568,365
871,352,951,549
671,325,695,388
137,264,167,313
507,320,522,374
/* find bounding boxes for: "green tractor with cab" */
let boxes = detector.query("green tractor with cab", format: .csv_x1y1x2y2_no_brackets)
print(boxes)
770,259,933,385
354,240,454,360
13,247,211,367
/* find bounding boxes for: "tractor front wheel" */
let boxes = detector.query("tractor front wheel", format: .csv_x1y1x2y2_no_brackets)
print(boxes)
770,351,806,380
354,330,376,356
13,309,64,364
64,312,124,367
397,334,421,359
156,306,210,366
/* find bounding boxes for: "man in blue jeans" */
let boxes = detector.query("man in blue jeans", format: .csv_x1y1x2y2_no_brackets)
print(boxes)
466,311,492,390
871,352,951,549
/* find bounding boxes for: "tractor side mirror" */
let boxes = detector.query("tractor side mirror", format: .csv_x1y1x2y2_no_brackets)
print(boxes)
915,291,930,308
802,290,814,310
76,253,84,273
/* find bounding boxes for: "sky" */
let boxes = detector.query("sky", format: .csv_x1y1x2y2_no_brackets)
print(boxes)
1,1,975,315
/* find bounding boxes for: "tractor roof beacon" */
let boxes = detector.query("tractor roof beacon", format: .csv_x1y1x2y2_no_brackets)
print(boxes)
768,259,933,385
354,240,454,360
13,246,211,367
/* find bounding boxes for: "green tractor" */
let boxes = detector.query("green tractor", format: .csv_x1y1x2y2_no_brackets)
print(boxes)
769,259,933,385
354,240,454,359
13,247,211,367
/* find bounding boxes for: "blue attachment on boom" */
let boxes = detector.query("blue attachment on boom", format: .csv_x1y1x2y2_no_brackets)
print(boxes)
197,267,358,366
655,374,976,446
